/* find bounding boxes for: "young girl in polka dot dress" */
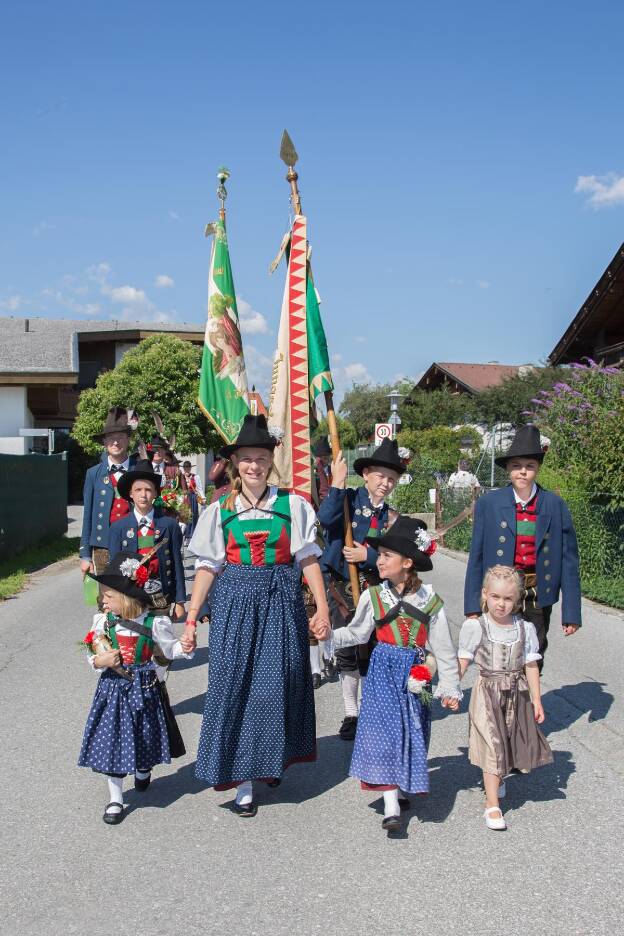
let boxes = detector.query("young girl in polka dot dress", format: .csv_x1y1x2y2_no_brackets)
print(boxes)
332,516,462,833
78,551,192,825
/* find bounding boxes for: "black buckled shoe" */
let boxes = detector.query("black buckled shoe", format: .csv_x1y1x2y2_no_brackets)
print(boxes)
381,815,401,832
233,801,258,818
134,772,152,792
339,716,358,741
312,673,322,690
102,802,125,825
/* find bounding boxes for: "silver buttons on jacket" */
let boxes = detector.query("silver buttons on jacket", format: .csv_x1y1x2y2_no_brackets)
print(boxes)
500,521,507,528
499,535,506,543
496,549,504,557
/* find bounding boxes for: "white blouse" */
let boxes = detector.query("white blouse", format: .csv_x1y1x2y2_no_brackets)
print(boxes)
458,615,541,663
188,486,322,573
87,611,194,680
333,582,463,701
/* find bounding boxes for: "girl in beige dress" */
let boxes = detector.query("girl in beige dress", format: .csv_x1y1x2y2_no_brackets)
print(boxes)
459,565,552,830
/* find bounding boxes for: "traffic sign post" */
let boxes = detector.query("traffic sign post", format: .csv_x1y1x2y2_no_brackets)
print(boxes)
374,423,392,445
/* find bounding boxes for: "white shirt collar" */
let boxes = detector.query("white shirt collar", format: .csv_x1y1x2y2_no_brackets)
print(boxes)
108,457,130,472
512,483,538,507
134,508,154,525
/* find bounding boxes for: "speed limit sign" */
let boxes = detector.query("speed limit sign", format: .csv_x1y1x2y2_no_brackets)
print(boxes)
374,423,392,444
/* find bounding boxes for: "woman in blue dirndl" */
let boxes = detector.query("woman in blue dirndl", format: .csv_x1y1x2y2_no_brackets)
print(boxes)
333,516,463,833
184,415,330,817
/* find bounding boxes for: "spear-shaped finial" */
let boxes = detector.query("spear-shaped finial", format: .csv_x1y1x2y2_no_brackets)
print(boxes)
280,130,302,215
216,166,230,220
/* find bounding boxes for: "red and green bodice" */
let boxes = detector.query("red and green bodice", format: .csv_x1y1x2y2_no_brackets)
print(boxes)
220,490,293,567
109,472,130,524
369,585,444,649
106,612,155,665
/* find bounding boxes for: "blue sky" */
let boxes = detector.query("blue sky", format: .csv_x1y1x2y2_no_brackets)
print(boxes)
2,0,624,403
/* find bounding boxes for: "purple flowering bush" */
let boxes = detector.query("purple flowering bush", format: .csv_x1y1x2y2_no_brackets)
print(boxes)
529,360,624,512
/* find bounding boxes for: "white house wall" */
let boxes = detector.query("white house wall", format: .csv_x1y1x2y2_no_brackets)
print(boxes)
0,386,33,454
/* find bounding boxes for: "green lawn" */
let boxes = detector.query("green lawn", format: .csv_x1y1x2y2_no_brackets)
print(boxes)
0,536,80,600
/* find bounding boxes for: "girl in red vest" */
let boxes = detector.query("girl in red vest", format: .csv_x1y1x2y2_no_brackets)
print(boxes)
332,516,462,834
78,551,192,825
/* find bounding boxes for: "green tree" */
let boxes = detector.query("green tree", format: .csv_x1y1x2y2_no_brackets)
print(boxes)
400,387,475,431
72,334,222,456
472,365,566,426
339,379,414,441
312,415,357,450
398,425,481,474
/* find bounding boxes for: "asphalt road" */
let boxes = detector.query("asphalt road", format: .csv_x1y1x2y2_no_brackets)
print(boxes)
1,546,622,936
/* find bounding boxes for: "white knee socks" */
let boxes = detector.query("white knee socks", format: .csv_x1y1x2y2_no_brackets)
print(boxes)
383,788,400,818
107,776,124,811
236,781,253,806
309,644,321,676
341,672,360,717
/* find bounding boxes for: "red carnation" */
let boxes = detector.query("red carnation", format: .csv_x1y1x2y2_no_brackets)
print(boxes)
83,630,96,645
425,540,437,556
409,664,432,683
134,565,149,586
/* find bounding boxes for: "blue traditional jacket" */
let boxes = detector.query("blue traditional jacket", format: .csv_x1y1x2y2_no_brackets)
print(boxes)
464,484,582,625
317,485,391,580
79,453,138,558
108,510,186,604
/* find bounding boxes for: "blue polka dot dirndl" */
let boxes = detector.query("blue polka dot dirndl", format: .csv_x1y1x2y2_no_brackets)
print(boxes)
350,642,432,793
78,664,171,775
196,563,316,788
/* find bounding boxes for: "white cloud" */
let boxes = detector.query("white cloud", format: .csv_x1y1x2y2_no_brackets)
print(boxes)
449,278,464,287
87,261,112,287
40,288,102,316
245,344,273,398
237,296,269,335
169,210,180,221
476,279,491,289
33,220,50,237
0,294,23,311
332,352,343,364
575,173,624,209
344,362,371,382
110,285,152,307
155,274,175,289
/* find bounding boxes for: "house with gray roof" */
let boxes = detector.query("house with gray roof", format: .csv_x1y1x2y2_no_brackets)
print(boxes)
0,316,204,453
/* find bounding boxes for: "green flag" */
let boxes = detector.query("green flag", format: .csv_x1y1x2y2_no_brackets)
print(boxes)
306,273,334,402
198,219,249,443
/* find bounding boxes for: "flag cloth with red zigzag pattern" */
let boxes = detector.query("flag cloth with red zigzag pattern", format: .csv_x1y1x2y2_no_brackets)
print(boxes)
268,214,333,502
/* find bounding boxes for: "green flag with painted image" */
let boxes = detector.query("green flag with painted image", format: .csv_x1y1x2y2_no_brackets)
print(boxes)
198,218,250,443
306,272,334,402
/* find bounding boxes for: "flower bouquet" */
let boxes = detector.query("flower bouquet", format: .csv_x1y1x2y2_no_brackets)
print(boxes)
80,629,133,680
155,489,192,524
407,654,437,705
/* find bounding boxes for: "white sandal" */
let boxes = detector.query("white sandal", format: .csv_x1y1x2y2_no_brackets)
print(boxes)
484,806,507,831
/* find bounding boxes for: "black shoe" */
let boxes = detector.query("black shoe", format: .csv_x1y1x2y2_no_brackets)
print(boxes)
324,659,338,680
233,801,258,817
339,716,358,741
398,795,410,811
102,802,125,825
312,673,322,690
134,772,151,792
382,815,401,831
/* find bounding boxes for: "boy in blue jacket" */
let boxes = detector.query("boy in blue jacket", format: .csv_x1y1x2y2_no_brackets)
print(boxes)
109,459,186,620
464,425,581,670
318,437,403,739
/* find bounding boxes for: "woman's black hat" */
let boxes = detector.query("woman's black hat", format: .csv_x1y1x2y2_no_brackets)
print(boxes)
313,438,332,457
353,438,406,477
366,515,434,572
86,551,153,604
219,414,279,459
495,425,545,468
117,459,162,501
95,407,132,442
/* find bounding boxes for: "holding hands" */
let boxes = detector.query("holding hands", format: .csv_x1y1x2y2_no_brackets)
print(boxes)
440,696,460,711
309,609,331,641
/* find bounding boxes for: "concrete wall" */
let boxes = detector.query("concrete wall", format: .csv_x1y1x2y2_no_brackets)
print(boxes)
0,386,33,454
0,453,68,559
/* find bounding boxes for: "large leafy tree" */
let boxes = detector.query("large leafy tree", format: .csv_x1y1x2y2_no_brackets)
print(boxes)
471,365,567,426
400,387,476,431
312,414,358,450
72,334,222,456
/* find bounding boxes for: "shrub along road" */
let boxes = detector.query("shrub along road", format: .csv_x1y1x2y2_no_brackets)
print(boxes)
0,549,621,936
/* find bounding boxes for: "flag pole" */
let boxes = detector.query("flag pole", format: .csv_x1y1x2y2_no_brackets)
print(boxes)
280,131,361,607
